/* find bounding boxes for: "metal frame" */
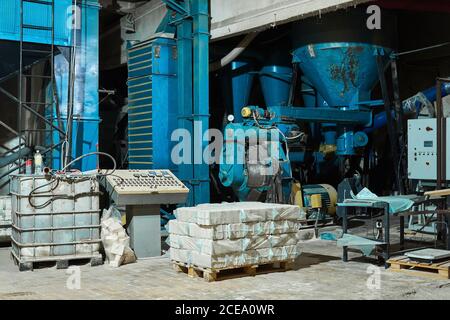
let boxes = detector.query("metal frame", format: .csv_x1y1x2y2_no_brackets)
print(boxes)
377,55,404,195
340,201,392,267
339,197,449,267
18,0,58,171
436,77,450,190
0,0,63,175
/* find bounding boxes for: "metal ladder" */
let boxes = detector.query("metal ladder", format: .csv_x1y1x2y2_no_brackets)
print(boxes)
18,0,60,171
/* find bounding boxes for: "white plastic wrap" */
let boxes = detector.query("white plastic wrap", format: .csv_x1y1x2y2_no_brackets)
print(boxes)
0,196,11,241
170,202,302,270
168,219,300,240
101,207,136,267
170,244,301,269
170,233,298,255
174,202,302,225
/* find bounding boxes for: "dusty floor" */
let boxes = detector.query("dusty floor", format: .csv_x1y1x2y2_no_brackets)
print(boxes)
0,220,449,300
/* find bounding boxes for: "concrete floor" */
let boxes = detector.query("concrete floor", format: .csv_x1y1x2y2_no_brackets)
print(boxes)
0,220,449,300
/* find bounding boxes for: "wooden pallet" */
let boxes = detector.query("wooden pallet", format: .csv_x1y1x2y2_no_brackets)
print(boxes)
388,256,450,279
11,251,103,272
172,260,294,282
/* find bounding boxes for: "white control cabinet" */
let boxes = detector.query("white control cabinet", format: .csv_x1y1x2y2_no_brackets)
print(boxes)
407,118,450,180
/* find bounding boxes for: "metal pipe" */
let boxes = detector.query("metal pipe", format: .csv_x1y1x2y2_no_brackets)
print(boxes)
0,140,63,181
0,87,66,137
64,5,76,168
437,79,442,190
377,55,402,193
0,147,32,168
0,164,25,181
365,82,450,133
210,32,259,72
435,78,450,190
0,120,19,136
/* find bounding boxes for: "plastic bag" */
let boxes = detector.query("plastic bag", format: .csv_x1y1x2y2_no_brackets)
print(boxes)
101,206,136,267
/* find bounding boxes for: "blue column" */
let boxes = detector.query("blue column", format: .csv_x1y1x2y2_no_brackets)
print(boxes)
176,17,195,205
191,0,210,204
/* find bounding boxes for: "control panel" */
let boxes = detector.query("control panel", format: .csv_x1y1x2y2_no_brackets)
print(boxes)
101,170,189,205
408,118,450,181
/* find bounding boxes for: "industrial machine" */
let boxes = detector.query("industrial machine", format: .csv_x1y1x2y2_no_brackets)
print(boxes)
216,10,450,217
101,169,188,258
218,10,393,212
119,3,450,220
291,183,337,223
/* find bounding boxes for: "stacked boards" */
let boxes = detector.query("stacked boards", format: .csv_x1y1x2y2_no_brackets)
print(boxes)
169,202,302,271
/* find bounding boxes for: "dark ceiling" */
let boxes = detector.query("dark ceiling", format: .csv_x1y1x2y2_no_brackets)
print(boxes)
376,0,450,13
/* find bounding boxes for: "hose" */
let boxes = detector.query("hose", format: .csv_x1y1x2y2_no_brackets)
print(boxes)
61,151,117,174
210,32,259,72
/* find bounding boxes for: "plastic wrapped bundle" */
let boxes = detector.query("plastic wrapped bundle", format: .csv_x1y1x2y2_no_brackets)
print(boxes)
169,202,302,269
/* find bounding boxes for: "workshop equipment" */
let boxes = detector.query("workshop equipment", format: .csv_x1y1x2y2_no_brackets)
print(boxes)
127,37,178,172
292,183,337,215
101,169,188,258
10,173,102,271
218,10,394,204
336,175,364,218
338,194,450,266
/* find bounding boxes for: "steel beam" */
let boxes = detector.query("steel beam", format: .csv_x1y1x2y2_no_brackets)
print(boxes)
268,106,372,126
0,86,66,137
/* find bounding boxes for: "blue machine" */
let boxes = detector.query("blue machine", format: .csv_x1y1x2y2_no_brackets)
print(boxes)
224,61,255,124
219,39,392,202
127,37,178,172
293,42,390,156
259,65,292,107
142,0,210,206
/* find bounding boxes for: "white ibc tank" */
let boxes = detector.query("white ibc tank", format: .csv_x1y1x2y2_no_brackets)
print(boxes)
10,174,101,261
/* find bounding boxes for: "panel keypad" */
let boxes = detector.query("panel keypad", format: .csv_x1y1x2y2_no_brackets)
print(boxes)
105,170,188,194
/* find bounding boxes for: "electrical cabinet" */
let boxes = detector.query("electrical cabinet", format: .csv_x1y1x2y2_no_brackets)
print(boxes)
407,118,450,181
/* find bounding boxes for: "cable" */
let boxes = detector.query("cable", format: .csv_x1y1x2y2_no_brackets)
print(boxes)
250,111,296,184
252,110,292,165
28,174,102,209
395,42,450,57
61,151,117,175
